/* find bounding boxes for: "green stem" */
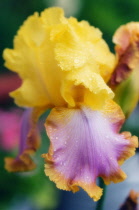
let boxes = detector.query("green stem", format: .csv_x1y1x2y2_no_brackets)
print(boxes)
96,178,107,210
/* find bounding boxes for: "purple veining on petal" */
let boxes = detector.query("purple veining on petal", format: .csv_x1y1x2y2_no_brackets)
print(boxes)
18,108,32,155
46,106,130,184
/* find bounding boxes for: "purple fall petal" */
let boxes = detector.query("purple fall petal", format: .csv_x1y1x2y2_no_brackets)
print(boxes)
19,108,32,155
5,108,40,172
43,105,138,201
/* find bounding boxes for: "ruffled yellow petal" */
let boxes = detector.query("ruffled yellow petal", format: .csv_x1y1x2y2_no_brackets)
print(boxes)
3,7,115,109
61,67,114,109
3,13,51,107
53,17,115,81
41,7,67,26
3,9,66,107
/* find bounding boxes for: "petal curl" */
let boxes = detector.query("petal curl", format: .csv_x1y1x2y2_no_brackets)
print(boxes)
5,108,42,172
113,22,139,55
42,102,138,201
61,68,114,109
110,22,139,86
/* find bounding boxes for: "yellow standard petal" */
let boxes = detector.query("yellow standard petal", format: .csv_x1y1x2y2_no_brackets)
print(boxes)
3,7,115,110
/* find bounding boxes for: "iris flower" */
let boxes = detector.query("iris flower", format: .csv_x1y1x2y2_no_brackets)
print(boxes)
3,8,138,201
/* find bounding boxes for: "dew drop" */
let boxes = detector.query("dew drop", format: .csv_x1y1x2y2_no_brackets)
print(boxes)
85,176,90,182
74,58,79,64
115,137,120,142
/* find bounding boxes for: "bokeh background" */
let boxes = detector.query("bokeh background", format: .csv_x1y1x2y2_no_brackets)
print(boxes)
0,0,139,209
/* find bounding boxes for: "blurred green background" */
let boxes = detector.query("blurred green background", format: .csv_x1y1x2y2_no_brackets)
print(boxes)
0,0,139,209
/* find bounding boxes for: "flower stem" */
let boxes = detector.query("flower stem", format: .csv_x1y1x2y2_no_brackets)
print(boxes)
96,178,107,210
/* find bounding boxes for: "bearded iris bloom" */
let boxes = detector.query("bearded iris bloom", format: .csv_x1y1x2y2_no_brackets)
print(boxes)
3,7,138,201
